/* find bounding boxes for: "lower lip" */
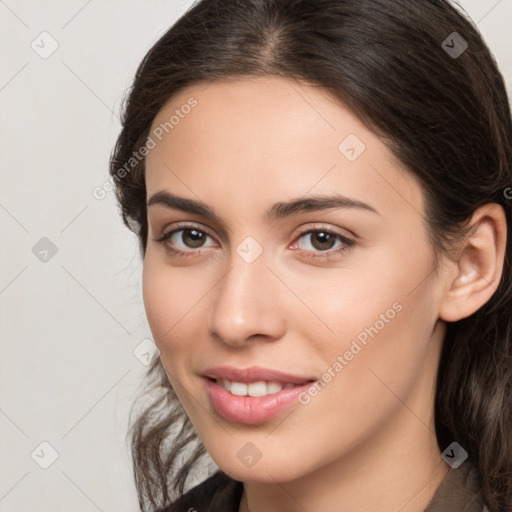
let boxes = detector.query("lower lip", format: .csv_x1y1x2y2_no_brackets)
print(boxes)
203,377,315,424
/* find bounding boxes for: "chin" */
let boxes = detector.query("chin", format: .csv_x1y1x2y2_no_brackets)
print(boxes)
213,456,309,484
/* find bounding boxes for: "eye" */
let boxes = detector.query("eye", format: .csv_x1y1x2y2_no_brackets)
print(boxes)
152,222,356,260
291,225,356,259
153,224,216,257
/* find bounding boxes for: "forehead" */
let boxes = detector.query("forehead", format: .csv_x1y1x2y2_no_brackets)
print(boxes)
145,76,425,221
148,76,371,160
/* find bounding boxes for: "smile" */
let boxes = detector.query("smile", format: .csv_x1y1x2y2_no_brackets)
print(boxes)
211,378,302,396
203,377,317,424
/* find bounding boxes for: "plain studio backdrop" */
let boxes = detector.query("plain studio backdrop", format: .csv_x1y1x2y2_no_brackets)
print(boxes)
0,1,511,510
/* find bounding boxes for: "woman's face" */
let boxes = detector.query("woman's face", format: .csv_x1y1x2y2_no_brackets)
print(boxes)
143,76,448,482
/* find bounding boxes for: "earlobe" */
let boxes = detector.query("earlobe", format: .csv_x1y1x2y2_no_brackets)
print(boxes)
438,203,507,323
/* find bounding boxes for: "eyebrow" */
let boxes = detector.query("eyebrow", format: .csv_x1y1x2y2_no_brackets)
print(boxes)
147,190,380,223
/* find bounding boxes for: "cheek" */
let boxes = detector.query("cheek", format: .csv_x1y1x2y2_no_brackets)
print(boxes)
142,260,170,340
296,247,435,394
287,288,433,469
142,257,216,379
141,262,196,404
287,252,403,342
142,259,194,351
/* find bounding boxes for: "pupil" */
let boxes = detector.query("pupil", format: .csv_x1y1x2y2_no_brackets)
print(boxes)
184,229,205,248
313,231,334,250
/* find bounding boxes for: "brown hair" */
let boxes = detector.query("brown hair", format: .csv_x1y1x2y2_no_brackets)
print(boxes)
109,0,512,510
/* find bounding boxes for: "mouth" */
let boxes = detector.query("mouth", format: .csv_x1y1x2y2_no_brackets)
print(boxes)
203,376,318,424
202,365,317,388
204,376,315,397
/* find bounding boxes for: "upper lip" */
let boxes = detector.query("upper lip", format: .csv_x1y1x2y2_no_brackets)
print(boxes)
202,366,317,385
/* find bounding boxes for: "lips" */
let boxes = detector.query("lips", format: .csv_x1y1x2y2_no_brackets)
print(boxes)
204,378,316,424
201,365,317,386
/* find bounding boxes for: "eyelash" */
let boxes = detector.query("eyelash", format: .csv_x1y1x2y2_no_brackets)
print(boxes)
152,223,356,260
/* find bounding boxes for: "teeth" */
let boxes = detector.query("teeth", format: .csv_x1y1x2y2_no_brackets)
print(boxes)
217,379,297,396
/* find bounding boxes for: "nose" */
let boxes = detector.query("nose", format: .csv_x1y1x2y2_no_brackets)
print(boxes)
207,249,287,347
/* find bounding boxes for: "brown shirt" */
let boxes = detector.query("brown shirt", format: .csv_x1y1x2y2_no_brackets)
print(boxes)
164,461,489,512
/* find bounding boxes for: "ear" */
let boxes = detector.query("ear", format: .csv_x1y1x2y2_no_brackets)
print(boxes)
439,203,507,322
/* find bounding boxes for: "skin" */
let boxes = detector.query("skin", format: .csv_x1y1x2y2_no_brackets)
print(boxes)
142,76,507,512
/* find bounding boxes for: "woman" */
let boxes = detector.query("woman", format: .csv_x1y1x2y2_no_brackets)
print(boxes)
109,0,512,510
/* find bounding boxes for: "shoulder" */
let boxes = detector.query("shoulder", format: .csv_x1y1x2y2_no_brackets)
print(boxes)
158,470,244,512
424,461,490,512
160,462,490,512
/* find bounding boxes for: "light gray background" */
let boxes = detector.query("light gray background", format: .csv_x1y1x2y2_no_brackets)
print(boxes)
1,1,511,510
